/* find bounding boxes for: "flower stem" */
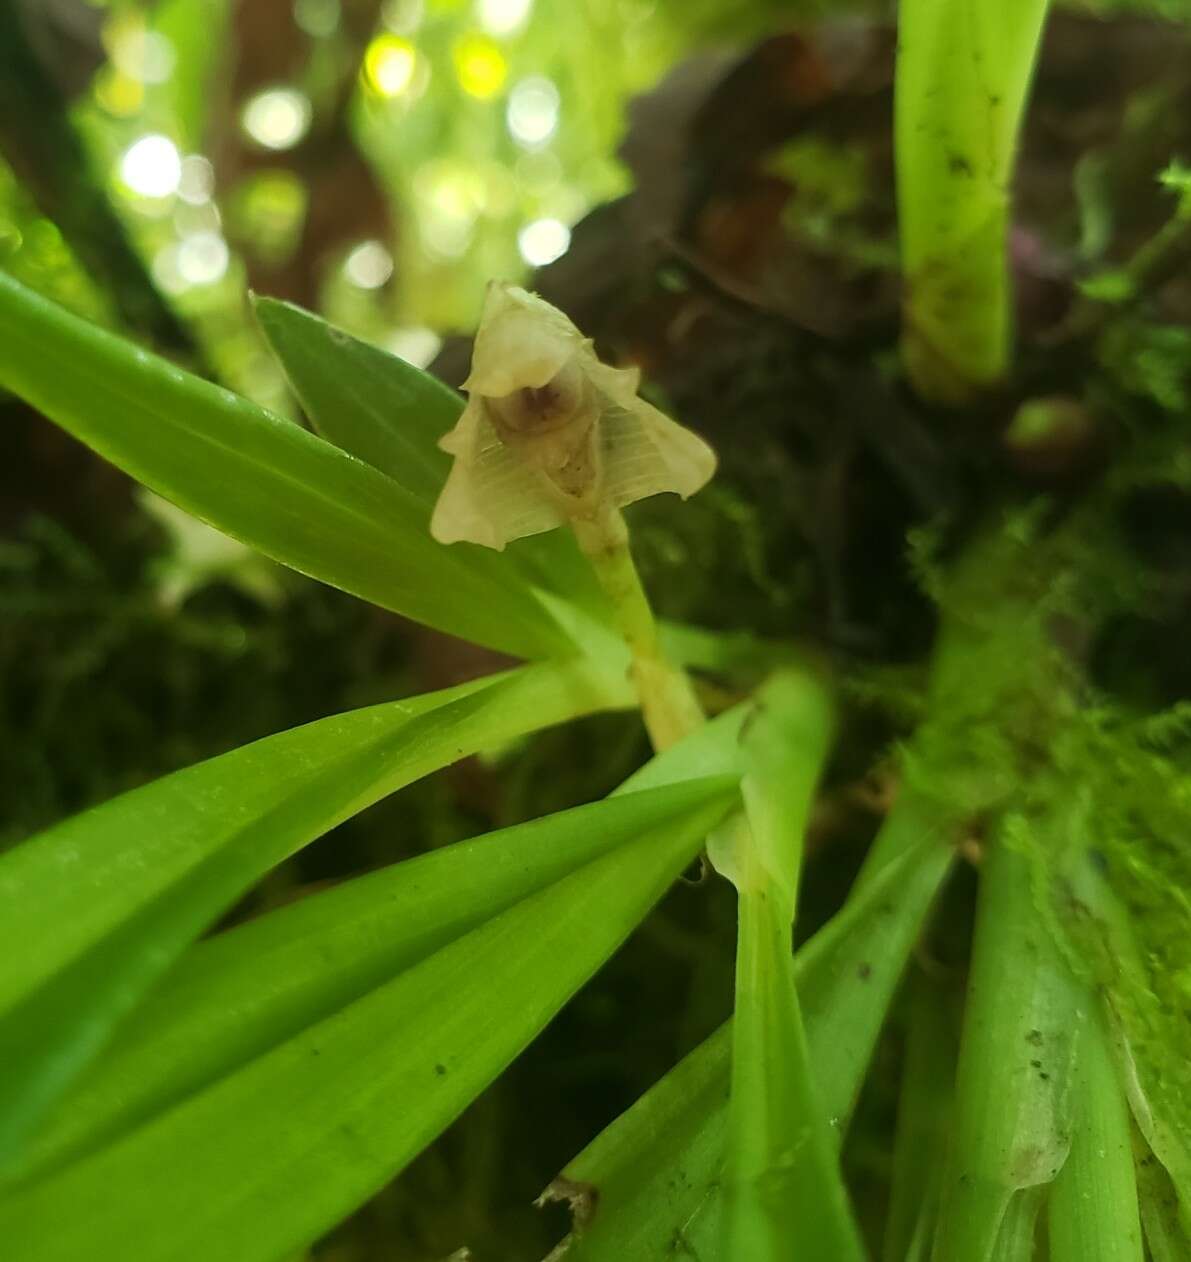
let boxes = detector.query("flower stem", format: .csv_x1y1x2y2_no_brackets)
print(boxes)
572,507,703,750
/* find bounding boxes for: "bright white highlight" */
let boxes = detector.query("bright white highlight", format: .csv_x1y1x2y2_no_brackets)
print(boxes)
111,29,176,84
507,76,559,147
178,155,215,205
241,88,312,151
176,232,230,285
344,240,394,289
387,327,441,368
478,0,532,35
517,217,570,267
120,135,182,198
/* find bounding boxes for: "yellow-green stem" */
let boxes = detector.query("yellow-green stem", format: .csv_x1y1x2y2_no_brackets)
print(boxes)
572,507,704,750
896,0,1051,402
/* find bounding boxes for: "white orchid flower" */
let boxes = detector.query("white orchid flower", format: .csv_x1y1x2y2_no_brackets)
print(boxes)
430,282,717,551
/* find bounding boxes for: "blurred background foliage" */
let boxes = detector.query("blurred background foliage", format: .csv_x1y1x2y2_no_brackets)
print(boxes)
0,0,849,407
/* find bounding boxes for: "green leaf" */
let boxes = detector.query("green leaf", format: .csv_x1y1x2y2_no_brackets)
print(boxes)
932,838,1087,1260
251,295,461,507
882,973,957,1262
0,658,631,1169
727,890,865,1262
21,778,735,1185
251,295,606,615
557,794,957,1261
717,670,864,1261
1048,1008,1145,1262
0,790,736,1262
0,269,569,659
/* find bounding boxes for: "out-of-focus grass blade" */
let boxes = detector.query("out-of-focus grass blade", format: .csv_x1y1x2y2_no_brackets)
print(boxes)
883,972,957,1262
554,792,957,1261
720,670,864,1261
1048,1007,1144,1262
251,295,606,614
0,793,736,1262
0,270,569,659
20,778,734,1184
0,659,631,1170
931,838,1087,1260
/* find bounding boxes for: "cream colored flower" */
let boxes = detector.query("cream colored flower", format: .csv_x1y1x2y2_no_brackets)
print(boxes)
430,282,716,550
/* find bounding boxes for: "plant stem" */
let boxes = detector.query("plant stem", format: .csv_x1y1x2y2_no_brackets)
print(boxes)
572,507,703,750
1048,1006,1145,1262
896,0,1051,402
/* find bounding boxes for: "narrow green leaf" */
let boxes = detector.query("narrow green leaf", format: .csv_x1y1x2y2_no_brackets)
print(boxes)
931,838,1087,1261
0,659,631,1168
882,973,957,1262
21,778,735,1184
0,269,569,659
540,1024,732,1261
0,795,735,1262
1048,1007,1145,1262
251,295,461,505
728,890,866,1262
719,670,864,1261
737,668,837,917
251,295,607,614
558,793,957,1261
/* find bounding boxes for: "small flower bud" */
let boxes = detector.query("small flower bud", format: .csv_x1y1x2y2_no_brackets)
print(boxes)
431,282,716,551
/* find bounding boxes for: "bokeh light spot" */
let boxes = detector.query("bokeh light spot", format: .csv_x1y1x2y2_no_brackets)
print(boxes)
382,0,424,35
293,0,341,37
241,87,312,151
95,67,144,117
110,27,176,84
507,76,559,146
176,232,230,285
120,135,182,198
178,155,215,206
386,326,441,368
363,35,417,98
478,0,532,37
452,34,507,100
344,240,395,288
518,217,570,266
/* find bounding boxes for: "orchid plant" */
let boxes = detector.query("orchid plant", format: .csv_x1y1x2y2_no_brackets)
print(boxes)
1,4,1189,1260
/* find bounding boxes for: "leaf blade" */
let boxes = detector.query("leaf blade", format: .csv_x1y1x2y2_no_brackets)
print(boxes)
0,794,736,1262
0,659,631,1167
0,270,568,658
560,793,957,1261
21,778,736,1184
